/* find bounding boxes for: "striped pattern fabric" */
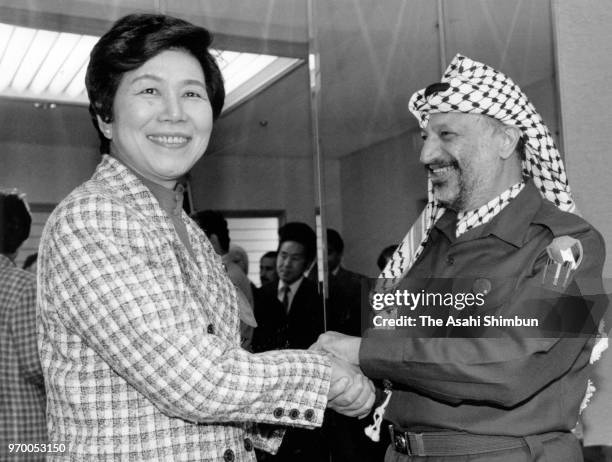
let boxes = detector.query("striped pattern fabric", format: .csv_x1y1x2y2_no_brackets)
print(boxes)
37,155,331,461
0,255,46,461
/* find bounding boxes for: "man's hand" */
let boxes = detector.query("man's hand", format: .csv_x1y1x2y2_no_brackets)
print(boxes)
326,355,375,419
312,331,361,365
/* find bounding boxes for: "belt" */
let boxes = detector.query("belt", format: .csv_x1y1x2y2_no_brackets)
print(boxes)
388,425,565,457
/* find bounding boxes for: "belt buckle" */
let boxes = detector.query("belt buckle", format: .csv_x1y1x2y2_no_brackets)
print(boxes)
388,425,413,455
389,426,426,456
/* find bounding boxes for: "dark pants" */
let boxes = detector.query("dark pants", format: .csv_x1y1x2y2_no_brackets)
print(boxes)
583,445,612,462
384,432,583,462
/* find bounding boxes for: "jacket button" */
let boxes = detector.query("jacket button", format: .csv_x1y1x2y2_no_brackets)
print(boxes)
223,449,235,462
207,324,215,334
244,438,253,451
446,255,454,265
304,409,314,421
273,407,284,419
289,409,300,420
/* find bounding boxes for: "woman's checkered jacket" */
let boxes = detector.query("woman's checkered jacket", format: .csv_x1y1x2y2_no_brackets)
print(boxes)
37,155,331,461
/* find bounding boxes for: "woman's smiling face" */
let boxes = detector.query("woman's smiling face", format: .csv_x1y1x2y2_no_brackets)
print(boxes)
99,48,213,188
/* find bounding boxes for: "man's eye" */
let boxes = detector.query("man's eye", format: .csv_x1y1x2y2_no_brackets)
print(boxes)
420,133,428,141
440,131,455,138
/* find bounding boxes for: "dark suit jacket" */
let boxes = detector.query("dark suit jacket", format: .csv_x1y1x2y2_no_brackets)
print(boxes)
253,278,324,351
327,267,367,336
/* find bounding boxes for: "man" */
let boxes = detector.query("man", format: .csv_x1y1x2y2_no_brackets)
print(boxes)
315,55,607,461
192,210,258,350
326,228,366,336
325,229,386,462
0,191,46,461
253,222,328,462
254,222,324,352
260,251,279,287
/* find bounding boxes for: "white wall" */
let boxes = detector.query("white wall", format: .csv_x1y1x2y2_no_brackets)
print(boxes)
554,0,612,278
553,0,612,446
0,141,98,204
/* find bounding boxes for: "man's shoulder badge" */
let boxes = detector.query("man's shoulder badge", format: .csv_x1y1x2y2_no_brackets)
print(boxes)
542,235,583,289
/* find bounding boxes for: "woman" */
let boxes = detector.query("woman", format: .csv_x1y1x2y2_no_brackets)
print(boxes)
37,14,373,461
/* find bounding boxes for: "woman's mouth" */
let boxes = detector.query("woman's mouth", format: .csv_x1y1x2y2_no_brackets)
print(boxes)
147,135,190,147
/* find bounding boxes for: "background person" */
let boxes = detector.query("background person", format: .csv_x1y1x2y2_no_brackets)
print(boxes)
191,210,257,349
0,191,46,461
259,250,279,287
37,14,374,461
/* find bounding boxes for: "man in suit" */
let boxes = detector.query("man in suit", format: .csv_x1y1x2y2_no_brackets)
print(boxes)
325,229,389,462
254,222,324,352
326,228,366,337
253,222,328,462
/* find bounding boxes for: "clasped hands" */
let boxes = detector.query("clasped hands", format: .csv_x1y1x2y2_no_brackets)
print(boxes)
310,331,374,419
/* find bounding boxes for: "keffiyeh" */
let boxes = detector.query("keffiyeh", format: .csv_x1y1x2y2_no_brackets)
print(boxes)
380,54,576,284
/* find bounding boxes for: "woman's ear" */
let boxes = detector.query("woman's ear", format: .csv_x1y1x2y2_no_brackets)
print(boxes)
96,115,113,140
498,125,521,160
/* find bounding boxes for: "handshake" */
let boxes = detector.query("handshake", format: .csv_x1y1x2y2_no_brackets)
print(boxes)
310,332,375,419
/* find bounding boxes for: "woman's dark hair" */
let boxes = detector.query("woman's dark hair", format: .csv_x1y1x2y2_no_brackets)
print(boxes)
85,14,225,154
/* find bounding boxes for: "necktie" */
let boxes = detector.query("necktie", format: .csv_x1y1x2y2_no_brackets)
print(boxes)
282,285,291,314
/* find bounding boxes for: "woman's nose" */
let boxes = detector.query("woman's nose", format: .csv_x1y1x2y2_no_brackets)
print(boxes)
160,93,185,122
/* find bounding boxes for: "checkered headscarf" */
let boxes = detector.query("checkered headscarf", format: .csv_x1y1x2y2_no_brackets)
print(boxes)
379,54,575,284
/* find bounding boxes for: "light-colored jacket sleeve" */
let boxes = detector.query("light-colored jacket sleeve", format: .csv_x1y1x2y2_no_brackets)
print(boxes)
40,193,331,429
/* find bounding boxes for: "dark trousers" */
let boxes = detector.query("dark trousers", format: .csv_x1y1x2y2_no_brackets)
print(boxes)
384,432,583,462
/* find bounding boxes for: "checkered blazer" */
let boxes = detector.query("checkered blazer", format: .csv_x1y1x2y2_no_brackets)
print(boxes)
0,255,46,461
37,155,331,461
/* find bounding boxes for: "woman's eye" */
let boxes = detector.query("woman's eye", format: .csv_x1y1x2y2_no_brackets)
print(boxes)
184,90,203,98
440,131,455,139
140,88,158,95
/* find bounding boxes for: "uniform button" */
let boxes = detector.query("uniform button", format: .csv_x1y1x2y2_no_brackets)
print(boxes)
223,449,235,462
207,324,215,334
304,409,315,421
244,438,253,452
289,409,300,420
446,255,454,265
273,407,284,419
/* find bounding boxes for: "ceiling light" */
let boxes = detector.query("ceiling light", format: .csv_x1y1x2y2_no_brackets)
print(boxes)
0,22,303,112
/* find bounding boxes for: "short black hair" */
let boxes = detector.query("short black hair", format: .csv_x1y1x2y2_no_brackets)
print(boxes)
261,251,277,261
278,222,316,263
191,210,230,253
326,228,344,254
85,13,225,154
377,244,398,271
0,193,31,255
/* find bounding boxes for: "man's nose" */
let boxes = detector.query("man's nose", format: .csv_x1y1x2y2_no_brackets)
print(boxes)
419,136,440,165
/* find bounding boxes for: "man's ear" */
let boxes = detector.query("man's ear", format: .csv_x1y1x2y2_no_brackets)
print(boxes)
498,125,521,160
96,115,113,140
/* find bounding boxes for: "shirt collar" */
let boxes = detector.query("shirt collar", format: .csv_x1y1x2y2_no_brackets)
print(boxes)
133,171,185,217
435,180,543,248
279,276,304,295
